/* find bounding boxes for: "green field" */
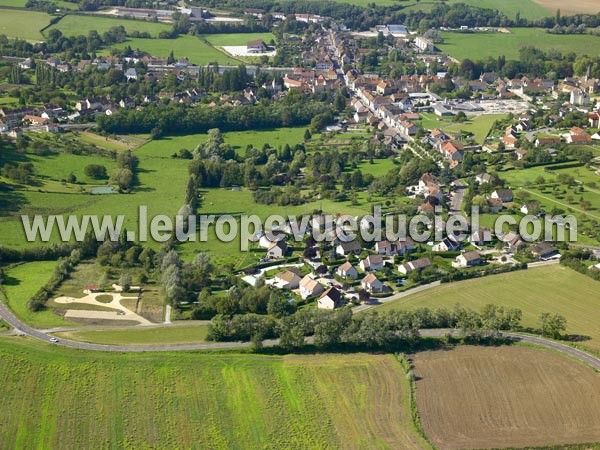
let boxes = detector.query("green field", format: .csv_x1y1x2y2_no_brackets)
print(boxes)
104,35,240,66
438,29,600,60
47,14,170,37
400,0,552,20
55,324,209,345
1,262,74,328
202,32,276,47
0,0,74,8
0,8,51,40
442,114,505,144
378,265,600,352
0,340,426,449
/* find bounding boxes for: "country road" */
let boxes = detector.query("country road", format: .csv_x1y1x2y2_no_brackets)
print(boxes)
2,285,600,372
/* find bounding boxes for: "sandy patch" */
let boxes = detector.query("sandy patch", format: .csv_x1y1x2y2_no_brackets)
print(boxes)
55,292,152,325
221,46,277,57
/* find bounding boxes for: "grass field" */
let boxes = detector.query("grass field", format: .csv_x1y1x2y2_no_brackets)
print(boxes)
47,14,170,37
441,114,504,144
202,32,276,47
0,0,74,8
1,262,74,328
438,29,600,60
413,346,600,449
400,0,552,19
0,340,427,449
103,35,240,66
0,8,50,40
378,264,600,352
54,324,209,345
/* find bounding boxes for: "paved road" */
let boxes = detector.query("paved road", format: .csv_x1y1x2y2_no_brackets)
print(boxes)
449,180,466,213
2,299,600,369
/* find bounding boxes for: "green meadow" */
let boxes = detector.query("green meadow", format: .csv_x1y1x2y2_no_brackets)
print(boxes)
438,29,600,60
55,324,209,345
377,265,600,352
0,340,426,449
103,35,240,66
47,14,170,37
0,8,50,40
442,114,505,144
400,0,552,20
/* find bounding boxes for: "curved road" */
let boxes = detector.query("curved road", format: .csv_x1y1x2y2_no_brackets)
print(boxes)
1,299,600,371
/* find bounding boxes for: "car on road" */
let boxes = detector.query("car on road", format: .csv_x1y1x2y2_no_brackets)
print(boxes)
49,337,59,343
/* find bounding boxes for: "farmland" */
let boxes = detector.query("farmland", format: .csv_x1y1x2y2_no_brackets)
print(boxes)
438,29,600,61
0,340,426,449
399,0,553,20
532,0,600,15
378,264,600,352
103,35,241,66
413,346,600,450
0,8,50,40
47,14,170,37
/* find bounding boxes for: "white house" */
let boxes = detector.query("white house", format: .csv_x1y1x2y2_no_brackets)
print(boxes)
398,258,432,274
337,261,358,279
452,250,481,268
359,254,384,272
266,241,287,259
274,270,301,289
361,273,383,293
317,287,345,310
336,240,362,256
299,275,324,299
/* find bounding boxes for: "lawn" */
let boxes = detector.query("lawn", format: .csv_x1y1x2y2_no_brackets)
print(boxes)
28,151,117,185
400,0,553,20
54,324,209,345
202,32,276,47
0,341,427,449
103,35,240,66
438,29,600,60
0,8,51,40
377,264,600,352
442,114,505,144
46,14,170,37
1,262,75,328
0,0,74,7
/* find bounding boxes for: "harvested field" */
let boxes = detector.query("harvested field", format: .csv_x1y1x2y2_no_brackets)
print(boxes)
413,346,600,450
532,0,600,14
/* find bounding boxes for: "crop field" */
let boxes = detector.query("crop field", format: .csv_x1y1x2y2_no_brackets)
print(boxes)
103,35,240,66
399,0,553,20
438,29,600,61
202,32,276,47
413,346,600,450
47,14,170,37
0,8,50,40
0,341,426,449
378,265,600,352
532,0,600,15
54,324,209,345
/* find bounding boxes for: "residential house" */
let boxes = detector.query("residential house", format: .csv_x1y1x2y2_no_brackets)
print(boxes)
435,236,461,252
274,270,301,289
299,275,324,299
359,254,384,272
491,189,514,203
247,39,268,53
361,273,383,293
475,173,493,184
337,261,358,279
336,240,362,257
529,242,559,260
317,287,345,310
470,228,493,247
398,258,432,274
266,240,287,259
452,250,481,268
535,137,561,147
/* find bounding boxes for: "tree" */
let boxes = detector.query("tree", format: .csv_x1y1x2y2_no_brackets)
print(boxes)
304,129,312,141
84,164,108,179
119,273,132,292
539,312,567,339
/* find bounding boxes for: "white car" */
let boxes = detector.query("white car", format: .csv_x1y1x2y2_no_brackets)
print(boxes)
49,337,59,343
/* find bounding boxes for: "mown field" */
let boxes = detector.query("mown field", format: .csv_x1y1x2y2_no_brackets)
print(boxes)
532,0,600,15
378,265,600,352
54,324,209,345
0,8,50,40
103,35,240,66
399,0,552,19
0,340,427,449
413,346,600,450
46,14,170,37
438,29,600,60
440,114,504,144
